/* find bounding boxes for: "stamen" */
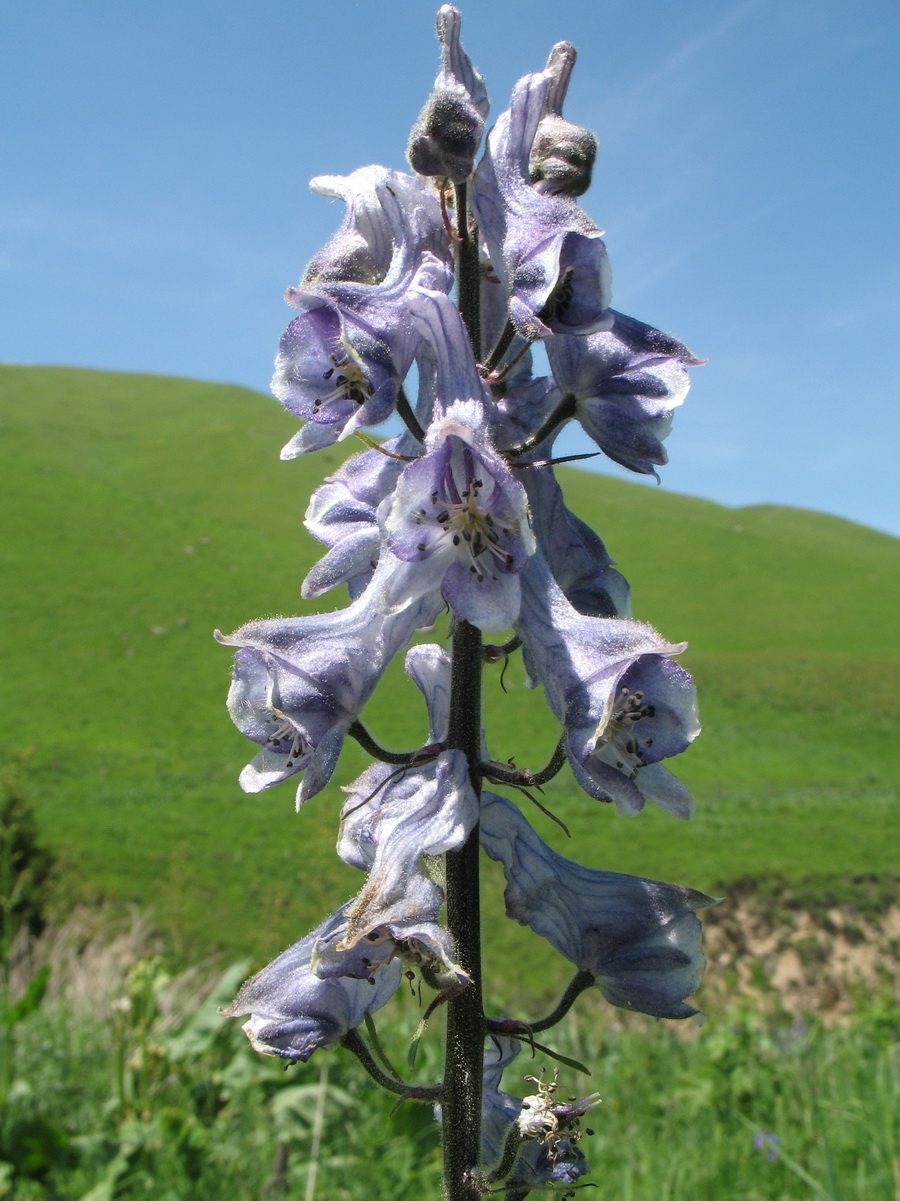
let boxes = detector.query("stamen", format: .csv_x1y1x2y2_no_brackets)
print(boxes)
265,705,307,766
415,445,520,580
313,346,373,411
595,683,657,778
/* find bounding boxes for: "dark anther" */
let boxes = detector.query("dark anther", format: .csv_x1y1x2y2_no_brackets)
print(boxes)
537,265,575,324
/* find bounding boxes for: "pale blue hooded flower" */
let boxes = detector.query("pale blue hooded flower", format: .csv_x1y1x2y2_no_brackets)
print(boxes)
215,561,443,807
301,431,419,601
479,1036,525,1167
220,903,403,1062
301,166,442,287
300,166,452,286
322,749,477,988
383,402,534,630
480,793,715,1018
546,310,703,477
381,293,535,630
272,169,452,456
521,463,631,618
472,70,612,340
491,375,630,616
313,641,476,987
515,552,699,817
408,5,489,183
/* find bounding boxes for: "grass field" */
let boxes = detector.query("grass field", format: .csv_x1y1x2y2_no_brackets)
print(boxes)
1,363,898,990
10,979,898,1201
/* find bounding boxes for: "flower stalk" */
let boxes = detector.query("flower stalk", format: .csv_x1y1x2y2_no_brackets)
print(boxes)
216,8,712,1197
442,617,486,1198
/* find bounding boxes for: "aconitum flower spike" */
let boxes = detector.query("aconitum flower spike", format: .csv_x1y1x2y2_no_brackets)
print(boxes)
220,903,403,1062
515,552,699,817
215,560,443,807
480,793,715,1017
408,5,489,183
529,42,598,198
472,70,612,340
546,310,703,476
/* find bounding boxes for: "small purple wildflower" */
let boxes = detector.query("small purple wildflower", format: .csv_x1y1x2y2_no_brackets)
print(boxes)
753,1132,780,1161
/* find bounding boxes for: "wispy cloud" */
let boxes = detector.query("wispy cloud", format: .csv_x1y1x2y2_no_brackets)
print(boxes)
596,0,764,138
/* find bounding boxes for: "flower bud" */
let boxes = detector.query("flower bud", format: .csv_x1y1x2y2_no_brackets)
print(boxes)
529,42,598,197
408,92,485,183
407,5,488,183
529,113,597,197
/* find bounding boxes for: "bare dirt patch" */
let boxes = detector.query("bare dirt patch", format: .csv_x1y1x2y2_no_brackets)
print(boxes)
700,877,899,1021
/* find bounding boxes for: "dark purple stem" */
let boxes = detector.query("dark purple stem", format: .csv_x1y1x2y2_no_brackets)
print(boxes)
442,181,487,1201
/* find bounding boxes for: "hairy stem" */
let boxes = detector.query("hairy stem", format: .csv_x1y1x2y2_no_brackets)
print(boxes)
442,179,488,1201
506,393,577,459
396,384,426,443
340,1030,442,1102
454,181,482,361
346,720,414,765
442,618,486,1201
483,318,517,376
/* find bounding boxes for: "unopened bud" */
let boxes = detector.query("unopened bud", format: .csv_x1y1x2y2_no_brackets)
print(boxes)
407,5,488,183
529,114,597,197
529,41,598,197
408,93,484,183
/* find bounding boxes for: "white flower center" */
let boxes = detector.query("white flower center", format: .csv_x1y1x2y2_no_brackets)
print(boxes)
595,684,656,778
313,344,373,411
414,462,516,582
264,705,307,767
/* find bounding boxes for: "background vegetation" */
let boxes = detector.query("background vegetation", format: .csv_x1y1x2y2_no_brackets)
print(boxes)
1,364,897,1198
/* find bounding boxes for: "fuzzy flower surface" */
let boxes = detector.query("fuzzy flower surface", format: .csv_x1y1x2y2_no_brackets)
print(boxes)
546,310,703,476
480,793,716,1017
301,431,419,600
408,5,489,182
326,750,476,989
215,563,442,807
272,168,451,456
316,642,475,988
220,904,402,1063
528,41,598,198
515,553,699,817
472,70,612,340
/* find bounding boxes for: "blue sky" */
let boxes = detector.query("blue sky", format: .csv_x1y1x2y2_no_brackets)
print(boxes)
3,0,899,535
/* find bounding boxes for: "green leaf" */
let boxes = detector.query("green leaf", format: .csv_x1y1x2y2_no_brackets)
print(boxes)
407,1015,430,1072
4,965,49,1026
525,1037,591,1076
363,1010,402,1081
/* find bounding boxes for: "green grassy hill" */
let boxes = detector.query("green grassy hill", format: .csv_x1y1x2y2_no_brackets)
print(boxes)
1,364,897,1000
